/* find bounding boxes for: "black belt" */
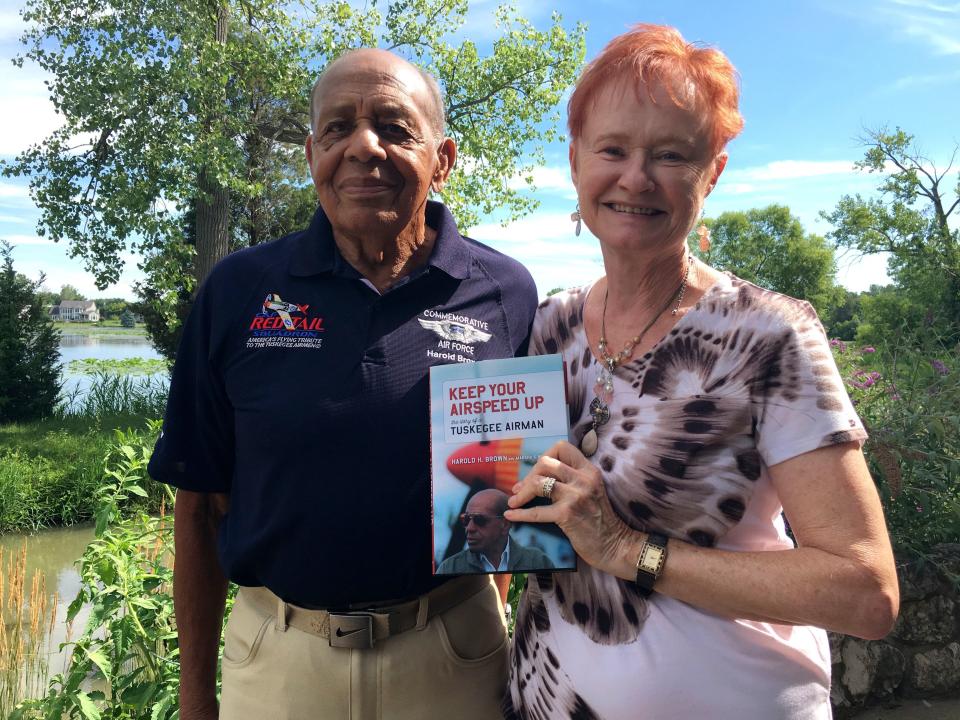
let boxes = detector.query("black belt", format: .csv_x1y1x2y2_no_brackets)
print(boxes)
241,574,492,649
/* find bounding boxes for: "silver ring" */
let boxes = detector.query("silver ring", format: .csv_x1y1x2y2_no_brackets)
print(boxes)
539,477,557,500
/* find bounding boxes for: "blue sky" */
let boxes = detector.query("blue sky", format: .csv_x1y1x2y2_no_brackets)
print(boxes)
1,0,958,299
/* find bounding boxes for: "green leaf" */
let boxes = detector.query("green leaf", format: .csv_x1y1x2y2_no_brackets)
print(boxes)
84,648,113,681
76,692,102,720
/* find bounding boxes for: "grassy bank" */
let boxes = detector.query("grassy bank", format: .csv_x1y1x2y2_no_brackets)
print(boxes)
0,414,162,533
53,320,147,338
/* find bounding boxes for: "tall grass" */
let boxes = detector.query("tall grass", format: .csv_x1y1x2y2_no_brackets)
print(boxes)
0,372,169,532
0,544,59,718
58,371,168,419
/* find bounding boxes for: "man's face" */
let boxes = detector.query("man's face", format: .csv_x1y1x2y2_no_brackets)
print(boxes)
462,493,509,558
305,50,454,242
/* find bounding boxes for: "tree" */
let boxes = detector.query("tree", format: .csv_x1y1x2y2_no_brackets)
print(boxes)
693,205,842,316
0,241,61,422
95,297,129,319
119,308,137,327
58,284,85,301
4,0,585,295
822,127,960,337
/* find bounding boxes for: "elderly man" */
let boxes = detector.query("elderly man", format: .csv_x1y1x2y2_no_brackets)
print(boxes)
437,489,554,574
148,48,536,720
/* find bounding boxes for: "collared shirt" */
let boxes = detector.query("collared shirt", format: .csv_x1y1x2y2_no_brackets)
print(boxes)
479,538,512,572
148,201,537,607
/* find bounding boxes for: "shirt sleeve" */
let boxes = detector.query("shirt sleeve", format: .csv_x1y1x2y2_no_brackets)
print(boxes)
147,276,235,493
755,301,867,468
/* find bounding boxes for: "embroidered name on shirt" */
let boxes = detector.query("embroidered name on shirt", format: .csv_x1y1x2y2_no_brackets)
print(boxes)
418,310,493,363
246,293,325,349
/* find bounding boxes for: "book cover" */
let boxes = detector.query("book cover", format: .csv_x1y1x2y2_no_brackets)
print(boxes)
430,354,576,575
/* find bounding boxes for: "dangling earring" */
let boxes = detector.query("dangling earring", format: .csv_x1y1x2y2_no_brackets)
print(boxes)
571,204,582,237
696,209,710,253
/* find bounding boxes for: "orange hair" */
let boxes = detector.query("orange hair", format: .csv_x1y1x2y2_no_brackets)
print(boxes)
568,24,744,154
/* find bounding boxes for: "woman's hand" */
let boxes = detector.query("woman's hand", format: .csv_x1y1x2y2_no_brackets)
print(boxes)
504,440,639,575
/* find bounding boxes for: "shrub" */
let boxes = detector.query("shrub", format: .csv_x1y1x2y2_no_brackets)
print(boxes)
0,240,61,422
0,416,166,532
831,333,960,558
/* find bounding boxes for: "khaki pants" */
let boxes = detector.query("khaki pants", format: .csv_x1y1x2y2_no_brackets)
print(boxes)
219,577,508,720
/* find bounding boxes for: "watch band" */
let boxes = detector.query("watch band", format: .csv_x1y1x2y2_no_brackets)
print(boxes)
635,532,668,597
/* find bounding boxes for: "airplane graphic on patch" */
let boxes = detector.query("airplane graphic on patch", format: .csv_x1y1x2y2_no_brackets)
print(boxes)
261,293,309,331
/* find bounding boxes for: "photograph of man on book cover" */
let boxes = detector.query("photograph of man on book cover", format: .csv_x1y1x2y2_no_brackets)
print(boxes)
432,436,576,574
436,489,554,573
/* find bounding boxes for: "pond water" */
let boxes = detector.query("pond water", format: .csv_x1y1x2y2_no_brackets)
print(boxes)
0,526,96,706
58,333,167,399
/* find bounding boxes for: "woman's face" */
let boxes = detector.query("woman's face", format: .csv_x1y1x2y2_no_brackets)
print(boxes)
570,78,727,255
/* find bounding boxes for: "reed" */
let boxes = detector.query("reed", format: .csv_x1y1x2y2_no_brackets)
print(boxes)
0,543,58,717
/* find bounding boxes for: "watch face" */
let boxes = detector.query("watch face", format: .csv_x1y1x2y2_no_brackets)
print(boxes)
640,546,664,573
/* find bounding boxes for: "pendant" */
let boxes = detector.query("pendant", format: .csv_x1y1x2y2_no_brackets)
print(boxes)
580,427,598,457
589,396,610,426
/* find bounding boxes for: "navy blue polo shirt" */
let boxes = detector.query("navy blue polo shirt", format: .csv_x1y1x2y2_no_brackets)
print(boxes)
148,201,537,607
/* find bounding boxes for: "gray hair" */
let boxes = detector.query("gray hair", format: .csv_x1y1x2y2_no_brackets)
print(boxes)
309,50,446,141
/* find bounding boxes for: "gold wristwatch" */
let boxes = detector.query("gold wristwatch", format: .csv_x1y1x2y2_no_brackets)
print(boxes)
635,532,668,597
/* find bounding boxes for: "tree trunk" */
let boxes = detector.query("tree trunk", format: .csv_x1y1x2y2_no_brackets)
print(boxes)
194,1,231,288
195,167,231,286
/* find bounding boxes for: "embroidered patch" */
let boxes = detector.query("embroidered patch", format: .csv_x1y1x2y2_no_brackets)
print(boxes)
418,309,493,363
246,293,325,349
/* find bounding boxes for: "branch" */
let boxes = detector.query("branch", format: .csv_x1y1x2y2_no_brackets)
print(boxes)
255,116,310,145
446,62,555,119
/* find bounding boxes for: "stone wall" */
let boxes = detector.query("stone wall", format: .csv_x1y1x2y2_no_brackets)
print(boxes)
830,543,960,717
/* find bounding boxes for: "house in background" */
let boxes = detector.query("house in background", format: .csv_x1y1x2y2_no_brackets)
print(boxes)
50,300,100,322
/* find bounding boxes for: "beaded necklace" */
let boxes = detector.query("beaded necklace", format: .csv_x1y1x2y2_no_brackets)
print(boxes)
581,256,692,457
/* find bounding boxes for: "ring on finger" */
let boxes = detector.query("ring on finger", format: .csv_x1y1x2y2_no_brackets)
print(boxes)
539,476,557,500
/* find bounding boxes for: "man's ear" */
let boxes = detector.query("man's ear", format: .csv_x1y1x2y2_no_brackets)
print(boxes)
431,137,457,192
305,134,319,190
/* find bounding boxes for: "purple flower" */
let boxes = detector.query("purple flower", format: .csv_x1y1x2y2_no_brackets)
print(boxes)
931,359,949,376
829,338,847,353
862,346,876,354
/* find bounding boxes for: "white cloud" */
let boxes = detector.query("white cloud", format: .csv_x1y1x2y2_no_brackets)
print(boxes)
887,68,960,90
723,160,856,183
0,214,28,223
0,8,26,41
0,181,30,199
468,211,604,296
841,0,960,55
2,233,52,245
507,165,572,192
0,64,64,156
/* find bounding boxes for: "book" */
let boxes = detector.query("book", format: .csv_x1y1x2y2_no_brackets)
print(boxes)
429,354,576,575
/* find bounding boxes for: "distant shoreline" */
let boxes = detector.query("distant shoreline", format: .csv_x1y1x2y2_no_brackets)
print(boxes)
53,321,148,339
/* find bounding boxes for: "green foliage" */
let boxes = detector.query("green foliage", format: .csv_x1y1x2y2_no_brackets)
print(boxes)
0,414,165,532
4,0,585,317
12,425,183,720
0,240,62,422
830,335,960,557
60,371,169,418
68,358,166,375
58,284,86,302
10,424,241,720
822,127,960,338
694,205,843,316
820,289,862,340
118,308,136,327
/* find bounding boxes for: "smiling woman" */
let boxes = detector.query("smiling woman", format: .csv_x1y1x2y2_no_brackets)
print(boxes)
502,24,898,720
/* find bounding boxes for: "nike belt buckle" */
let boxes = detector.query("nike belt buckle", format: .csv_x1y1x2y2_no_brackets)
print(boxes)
329,613,374,649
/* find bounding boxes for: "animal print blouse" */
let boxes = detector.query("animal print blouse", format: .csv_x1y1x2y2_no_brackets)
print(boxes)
504,273,866,720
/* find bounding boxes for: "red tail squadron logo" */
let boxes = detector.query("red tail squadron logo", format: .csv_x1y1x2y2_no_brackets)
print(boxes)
246,293,325,349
